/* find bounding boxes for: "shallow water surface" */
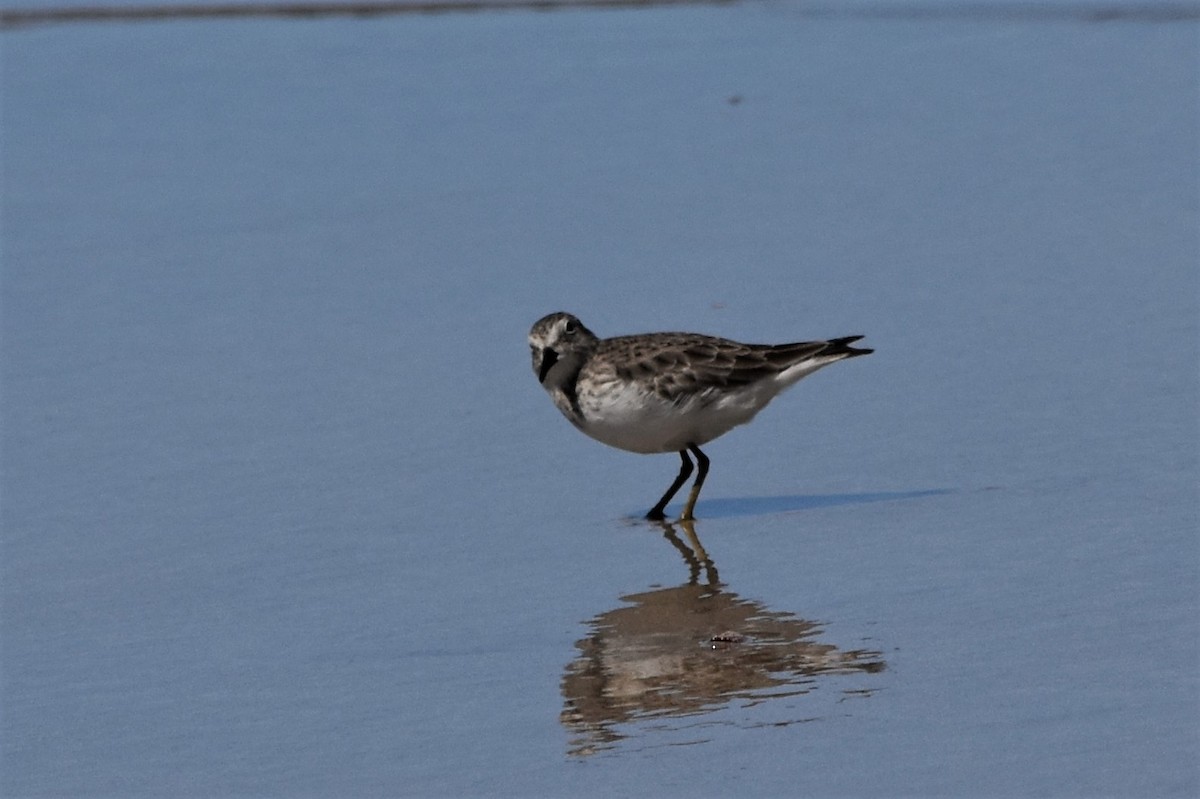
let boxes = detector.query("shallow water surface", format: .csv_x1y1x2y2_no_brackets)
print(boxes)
3,2,1197,796
561,521,888,757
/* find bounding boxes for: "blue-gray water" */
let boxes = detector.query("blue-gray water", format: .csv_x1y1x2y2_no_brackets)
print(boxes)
3,3,1198,795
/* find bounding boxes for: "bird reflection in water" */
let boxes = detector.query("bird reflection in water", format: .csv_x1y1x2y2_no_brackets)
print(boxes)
560,520,886,756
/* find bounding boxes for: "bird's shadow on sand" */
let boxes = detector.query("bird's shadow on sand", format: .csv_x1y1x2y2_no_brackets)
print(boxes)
649,488,951,521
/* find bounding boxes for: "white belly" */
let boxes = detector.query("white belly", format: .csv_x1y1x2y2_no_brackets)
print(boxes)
572,380,778,454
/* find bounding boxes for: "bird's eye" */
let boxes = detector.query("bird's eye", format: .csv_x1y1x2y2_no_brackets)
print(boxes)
563,321,576,335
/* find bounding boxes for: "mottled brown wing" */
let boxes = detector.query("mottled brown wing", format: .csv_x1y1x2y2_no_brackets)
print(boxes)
599,333,834,403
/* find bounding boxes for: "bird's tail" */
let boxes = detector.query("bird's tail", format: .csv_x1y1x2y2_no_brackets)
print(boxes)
824,335,873,358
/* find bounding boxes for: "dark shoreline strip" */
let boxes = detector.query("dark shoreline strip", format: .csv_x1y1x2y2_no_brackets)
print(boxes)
1,0,727,26
2,0,1197,28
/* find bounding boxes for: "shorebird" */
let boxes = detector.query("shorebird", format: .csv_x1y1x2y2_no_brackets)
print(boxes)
529,312,872,520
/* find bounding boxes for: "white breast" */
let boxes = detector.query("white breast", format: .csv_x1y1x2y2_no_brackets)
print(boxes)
571,378,783,454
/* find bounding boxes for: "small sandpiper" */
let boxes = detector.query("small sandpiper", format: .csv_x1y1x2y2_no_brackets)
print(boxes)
528,312,872,521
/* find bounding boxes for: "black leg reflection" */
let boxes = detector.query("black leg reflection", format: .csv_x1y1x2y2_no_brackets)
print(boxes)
655,518,718,586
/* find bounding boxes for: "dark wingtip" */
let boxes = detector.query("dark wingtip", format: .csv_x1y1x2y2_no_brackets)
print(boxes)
829,335,873,357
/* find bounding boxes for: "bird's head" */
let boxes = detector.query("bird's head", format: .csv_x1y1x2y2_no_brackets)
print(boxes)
528,312,598,388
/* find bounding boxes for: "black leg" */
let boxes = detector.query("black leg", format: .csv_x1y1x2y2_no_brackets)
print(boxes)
646,449,693,520
680,444,710,521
